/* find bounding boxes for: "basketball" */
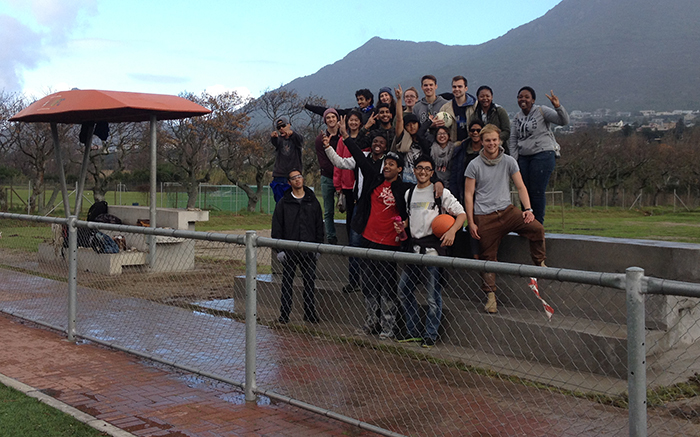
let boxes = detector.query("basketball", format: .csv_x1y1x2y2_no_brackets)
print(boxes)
431,214,455,238
434,111,454,128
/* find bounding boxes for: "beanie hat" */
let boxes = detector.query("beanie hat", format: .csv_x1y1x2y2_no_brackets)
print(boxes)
323,107,339,120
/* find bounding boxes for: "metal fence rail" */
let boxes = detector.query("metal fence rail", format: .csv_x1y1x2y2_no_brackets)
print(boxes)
1,211,700,436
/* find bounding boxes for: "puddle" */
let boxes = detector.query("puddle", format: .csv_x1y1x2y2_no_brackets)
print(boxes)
219,392,271,405
192,298,236,312
235,273,273,282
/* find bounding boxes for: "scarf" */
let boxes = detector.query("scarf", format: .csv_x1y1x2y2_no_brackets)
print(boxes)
431,141,455,170
479,146,505,166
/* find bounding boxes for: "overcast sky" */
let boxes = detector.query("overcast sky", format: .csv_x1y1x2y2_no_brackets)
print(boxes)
1,0,563,100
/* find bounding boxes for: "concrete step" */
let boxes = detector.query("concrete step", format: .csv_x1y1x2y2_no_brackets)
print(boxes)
233,274,666,380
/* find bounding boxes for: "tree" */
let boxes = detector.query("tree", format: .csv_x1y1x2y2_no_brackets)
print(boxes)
86,122,148,202
161,92,225,209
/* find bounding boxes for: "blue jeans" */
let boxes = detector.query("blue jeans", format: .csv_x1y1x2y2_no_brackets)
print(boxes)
270,177,290,203
399,264,443,341
518,151,556,224
320,175,336,242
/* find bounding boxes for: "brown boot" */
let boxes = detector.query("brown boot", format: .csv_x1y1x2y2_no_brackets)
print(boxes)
484,292,498,314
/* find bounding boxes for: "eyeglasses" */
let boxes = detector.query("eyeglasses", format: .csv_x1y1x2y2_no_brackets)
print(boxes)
469,128,482,133
277,124,287,131
288,174,303,181
415,166,433,172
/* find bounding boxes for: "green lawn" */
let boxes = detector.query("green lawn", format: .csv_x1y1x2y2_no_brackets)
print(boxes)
543,206,700,243
0,384,105,436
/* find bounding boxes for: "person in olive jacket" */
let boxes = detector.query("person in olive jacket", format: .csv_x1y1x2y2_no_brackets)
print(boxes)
271,169,324,324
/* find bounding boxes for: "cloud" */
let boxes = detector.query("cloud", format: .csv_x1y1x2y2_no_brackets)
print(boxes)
0,0,96,92
0,15,44,91
128,73,190,85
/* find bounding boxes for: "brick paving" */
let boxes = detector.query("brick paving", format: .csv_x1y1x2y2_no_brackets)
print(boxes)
0,314,374,437
1,267,700,436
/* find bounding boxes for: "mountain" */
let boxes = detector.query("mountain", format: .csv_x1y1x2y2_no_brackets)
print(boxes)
281,0,700,112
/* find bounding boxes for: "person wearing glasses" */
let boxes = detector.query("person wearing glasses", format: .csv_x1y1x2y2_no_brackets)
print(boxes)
397,155,465,348
450,119,485,259
272,169,324,324
270,117,304,202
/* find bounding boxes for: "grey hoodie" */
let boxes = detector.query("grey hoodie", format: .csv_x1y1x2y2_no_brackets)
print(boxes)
510,104,569,160
413,95,449,125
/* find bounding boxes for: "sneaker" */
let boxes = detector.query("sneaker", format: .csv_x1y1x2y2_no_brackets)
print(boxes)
327,236,338,245
484,292,498,314
378,332,394,341
277,316,289,324
539,260,547,268
342,283,361,294
421,338,436,348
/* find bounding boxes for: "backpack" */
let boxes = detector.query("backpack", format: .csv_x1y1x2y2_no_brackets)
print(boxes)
89,231,120,254
405,185,449,256
94,213,122,224
87,201,109,222
61,226,95,248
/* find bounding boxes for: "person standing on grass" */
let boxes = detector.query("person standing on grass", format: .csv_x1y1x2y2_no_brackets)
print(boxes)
314,108,341,244
272,169,324,324
270,118,303,203
398,155,465,348
464,124,546,314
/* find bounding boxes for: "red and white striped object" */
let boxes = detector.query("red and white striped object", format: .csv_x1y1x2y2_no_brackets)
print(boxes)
529,278,554,320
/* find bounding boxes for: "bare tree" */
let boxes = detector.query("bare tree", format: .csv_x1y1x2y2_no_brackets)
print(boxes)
85,122,148,202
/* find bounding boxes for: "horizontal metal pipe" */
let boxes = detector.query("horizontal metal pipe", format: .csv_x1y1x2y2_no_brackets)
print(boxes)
646,277,700,297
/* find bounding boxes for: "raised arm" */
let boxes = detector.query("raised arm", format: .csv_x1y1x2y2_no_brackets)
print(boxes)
323,135,357,170
395,85,404,138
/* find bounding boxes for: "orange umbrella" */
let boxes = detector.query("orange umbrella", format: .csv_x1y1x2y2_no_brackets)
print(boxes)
10,89,211,267
10,89,211,124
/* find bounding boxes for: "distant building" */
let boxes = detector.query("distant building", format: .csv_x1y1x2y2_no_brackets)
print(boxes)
604,121,625,133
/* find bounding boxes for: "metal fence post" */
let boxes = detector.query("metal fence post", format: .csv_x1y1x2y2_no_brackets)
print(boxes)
67,216,78,341
245,230,258,402
626,267,647,437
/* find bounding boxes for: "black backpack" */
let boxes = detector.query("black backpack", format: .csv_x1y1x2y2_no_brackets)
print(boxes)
87,201,109,222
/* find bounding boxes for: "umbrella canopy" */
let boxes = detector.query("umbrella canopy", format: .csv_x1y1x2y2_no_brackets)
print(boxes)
10,89,211,124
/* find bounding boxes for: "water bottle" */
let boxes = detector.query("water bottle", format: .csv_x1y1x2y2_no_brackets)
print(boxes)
393,216,408,241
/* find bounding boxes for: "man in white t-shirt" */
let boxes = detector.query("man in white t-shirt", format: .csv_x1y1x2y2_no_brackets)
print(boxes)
398,155,465,348
464,124,546,314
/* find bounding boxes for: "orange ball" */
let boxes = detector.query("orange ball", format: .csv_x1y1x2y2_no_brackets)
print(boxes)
431,214,455,238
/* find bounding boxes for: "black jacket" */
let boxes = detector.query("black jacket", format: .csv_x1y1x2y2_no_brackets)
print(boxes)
271,186,324,244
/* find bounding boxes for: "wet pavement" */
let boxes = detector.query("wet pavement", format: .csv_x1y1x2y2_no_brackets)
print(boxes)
0,313,374,437
1,267,699,436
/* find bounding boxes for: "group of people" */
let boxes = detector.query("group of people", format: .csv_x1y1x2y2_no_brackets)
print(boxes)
269,74,569,346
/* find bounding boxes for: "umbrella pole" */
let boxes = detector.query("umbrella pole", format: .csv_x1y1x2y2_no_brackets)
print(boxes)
51,123,71,218
148,115,157,268
74,123,95,217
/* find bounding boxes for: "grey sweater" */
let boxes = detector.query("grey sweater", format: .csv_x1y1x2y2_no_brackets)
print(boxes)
510,104,569,160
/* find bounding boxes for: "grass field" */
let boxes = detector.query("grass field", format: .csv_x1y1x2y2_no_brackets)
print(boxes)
2,205,700,251
0,384,104,436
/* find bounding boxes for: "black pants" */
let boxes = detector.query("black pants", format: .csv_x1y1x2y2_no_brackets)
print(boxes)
280,251,318,321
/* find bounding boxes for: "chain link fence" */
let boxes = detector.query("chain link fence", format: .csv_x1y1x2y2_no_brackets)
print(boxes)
1,211,700,436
